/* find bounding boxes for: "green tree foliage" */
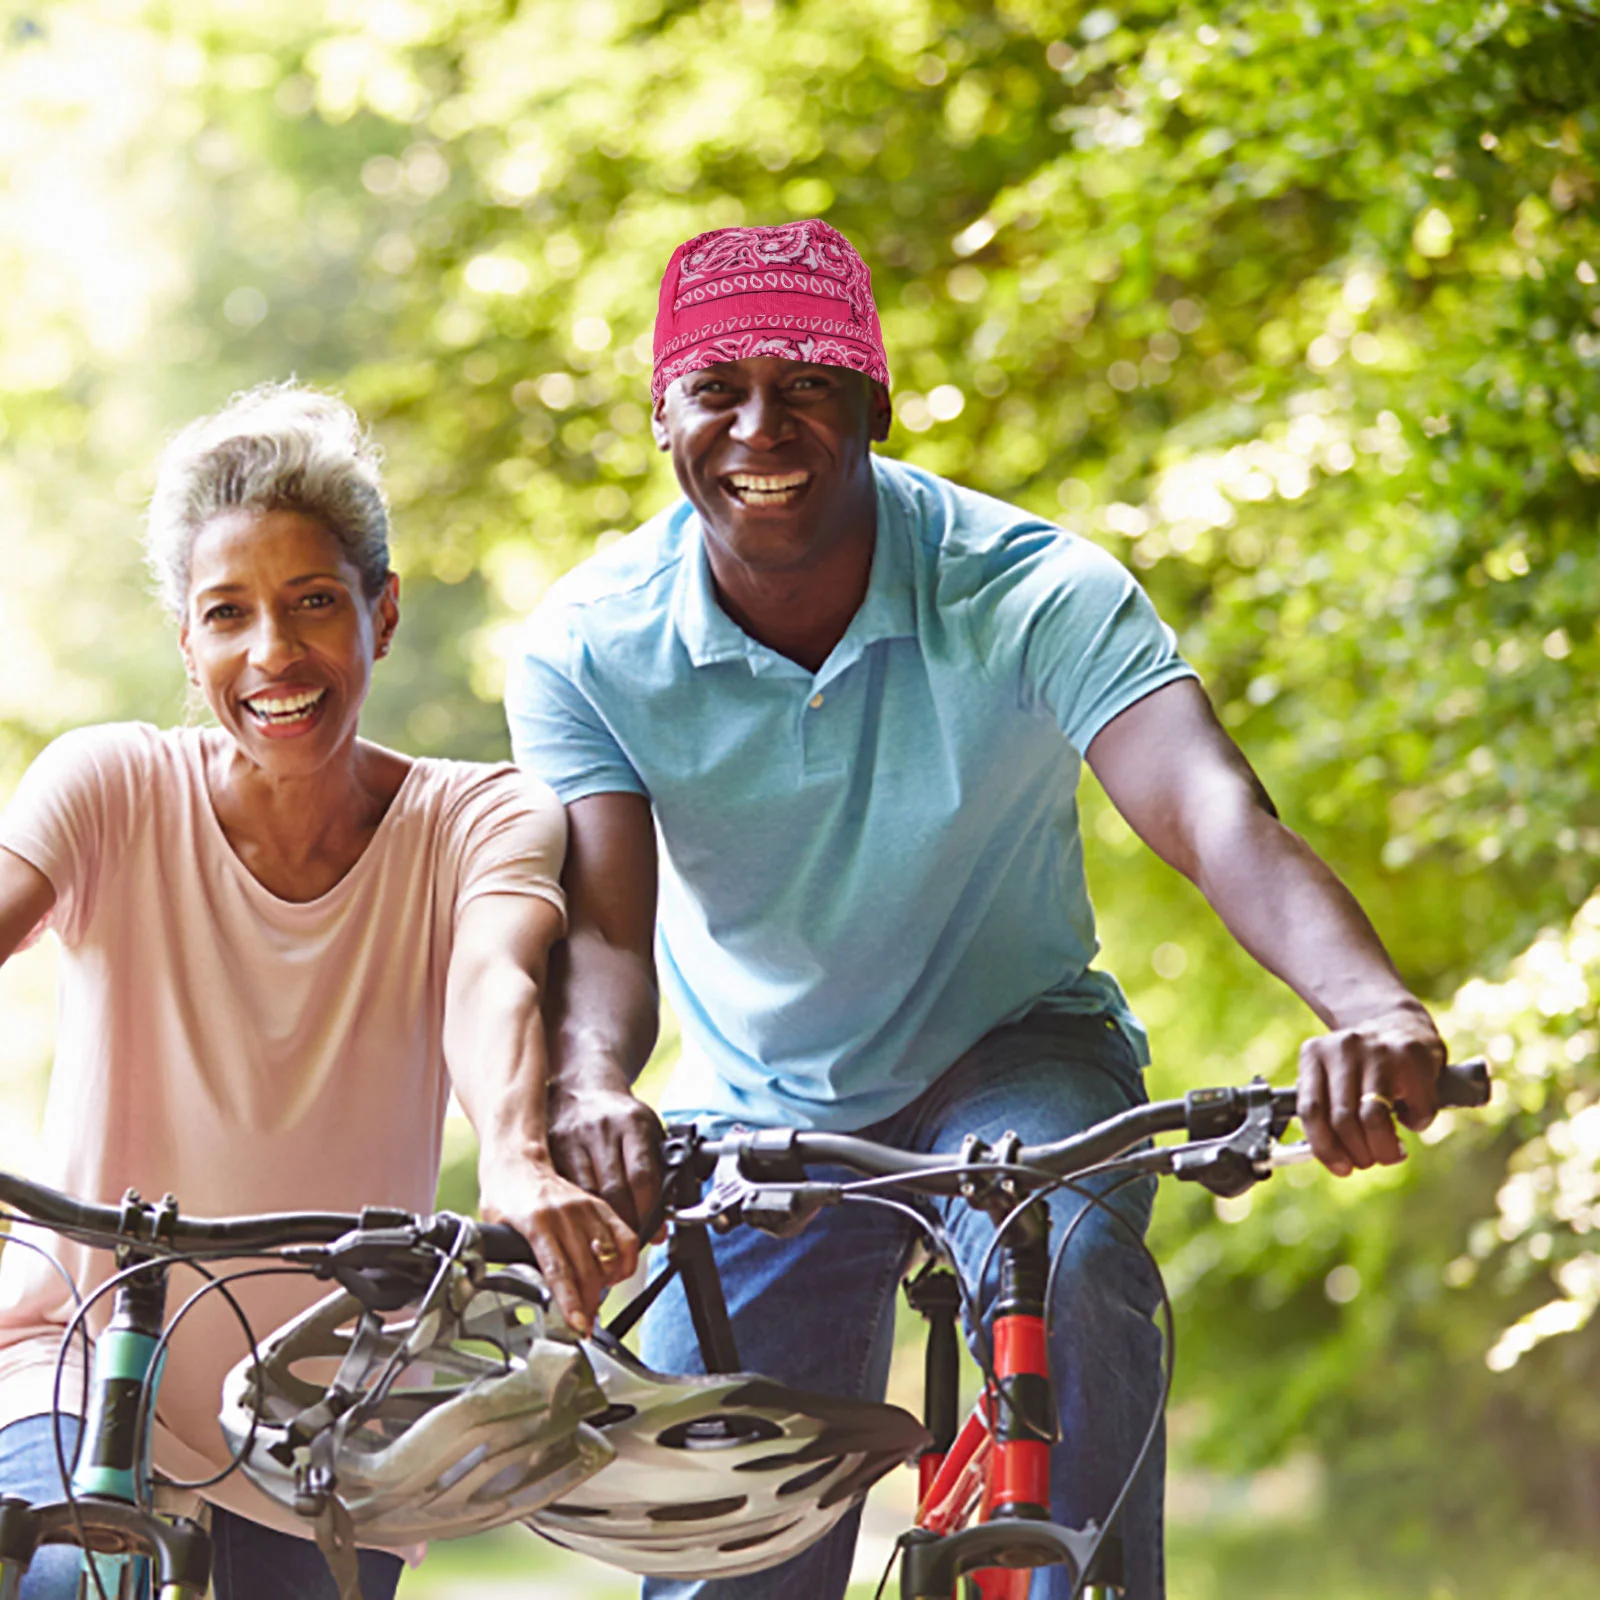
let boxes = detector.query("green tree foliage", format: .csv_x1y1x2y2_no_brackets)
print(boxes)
6,0,1600,1582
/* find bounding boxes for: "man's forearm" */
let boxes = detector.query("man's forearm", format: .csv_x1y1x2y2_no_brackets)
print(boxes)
541,924,664,1229
1188,797,1419,1029
1090,678,1444,1174
545,927,660,1089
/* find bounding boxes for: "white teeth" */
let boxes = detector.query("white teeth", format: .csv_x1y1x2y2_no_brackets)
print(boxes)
245,688,326,723
726,471,809,508
727,472,809,492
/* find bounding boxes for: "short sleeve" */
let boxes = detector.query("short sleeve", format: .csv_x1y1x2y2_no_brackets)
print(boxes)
0,725,132,945
969,528,1196,754
504,605,647,802
444,764,570,930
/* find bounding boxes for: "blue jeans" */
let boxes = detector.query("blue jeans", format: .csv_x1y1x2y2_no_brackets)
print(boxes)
0,1415,405,1600
640,1011,1165,1600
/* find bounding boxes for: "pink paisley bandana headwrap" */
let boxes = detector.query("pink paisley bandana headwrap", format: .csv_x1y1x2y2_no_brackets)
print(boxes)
651,219,891,403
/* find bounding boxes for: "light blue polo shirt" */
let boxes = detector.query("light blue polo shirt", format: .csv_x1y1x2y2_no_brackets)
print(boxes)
506,456,1195,1133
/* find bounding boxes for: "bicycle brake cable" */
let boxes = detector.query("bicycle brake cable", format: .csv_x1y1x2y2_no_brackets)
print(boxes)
49,1252,183,1600
342,1215,473,1427
133,1263,318,1498
1037,1171,1176,1600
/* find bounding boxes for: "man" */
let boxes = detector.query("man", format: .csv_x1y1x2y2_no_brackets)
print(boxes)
506,220,1444,1599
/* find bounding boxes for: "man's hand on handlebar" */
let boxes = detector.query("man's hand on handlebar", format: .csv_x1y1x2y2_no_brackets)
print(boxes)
1296,1000,1448,1177
548,1062,665,1239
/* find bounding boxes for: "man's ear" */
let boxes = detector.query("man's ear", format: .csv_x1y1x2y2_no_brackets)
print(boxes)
868,380,893,444
651,393,672,451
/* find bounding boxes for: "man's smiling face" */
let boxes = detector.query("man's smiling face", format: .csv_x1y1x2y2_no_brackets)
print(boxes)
652,357,892,577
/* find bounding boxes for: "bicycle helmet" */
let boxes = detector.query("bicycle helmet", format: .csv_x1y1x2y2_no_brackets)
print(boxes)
525,1333,930,1577
219,1263,615,1545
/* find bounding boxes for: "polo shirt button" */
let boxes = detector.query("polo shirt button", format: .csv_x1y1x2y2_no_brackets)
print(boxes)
809,693,825,709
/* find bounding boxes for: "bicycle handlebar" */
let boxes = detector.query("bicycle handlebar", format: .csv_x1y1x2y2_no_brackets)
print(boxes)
693,1057,1491,1192
0,1061,1489,1263
0,1170,536,1266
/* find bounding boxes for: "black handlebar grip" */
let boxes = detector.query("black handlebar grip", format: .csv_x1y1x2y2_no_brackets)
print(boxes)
479,1222,536,1264
1435,1057,1491,1109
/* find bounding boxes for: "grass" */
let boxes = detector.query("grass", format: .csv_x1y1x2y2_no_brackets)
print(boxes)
396,1526,634,1597
1165,1522,1600,1600
396,1509,1600,1599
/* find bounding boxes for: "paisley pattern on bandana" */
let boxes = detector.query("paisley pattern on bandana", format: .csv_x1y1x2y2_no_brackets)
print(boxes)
652,220,890,401
655,335,876,396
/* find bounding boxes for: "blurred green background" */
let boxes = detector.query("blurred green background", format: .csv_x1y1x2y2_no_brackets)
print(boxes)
4,0,1600,1593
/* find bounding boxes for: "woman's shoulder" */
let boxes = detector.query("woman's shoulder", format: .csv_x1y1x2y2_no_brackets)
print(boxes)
395,753,563,825
24,721,194,796
373,754,565,898
369,747,560,835
0,725,197,931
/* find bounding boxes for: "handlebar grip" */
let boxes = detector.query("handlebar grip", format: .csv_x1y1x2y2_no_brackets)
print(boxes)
1435,1057,1491,1109
479,1222,536,1265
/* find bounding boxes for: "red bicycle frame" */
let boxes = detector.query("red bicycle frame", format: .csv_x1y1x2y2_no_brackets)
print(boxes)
903,1201,1114,1599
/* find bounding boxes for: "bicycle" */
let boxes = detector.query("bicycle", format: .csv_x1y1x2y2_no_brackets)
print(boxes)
585,1056,1492,1599
0,1163,920,1599
0,1058,1490,1600
0,1179,549,1600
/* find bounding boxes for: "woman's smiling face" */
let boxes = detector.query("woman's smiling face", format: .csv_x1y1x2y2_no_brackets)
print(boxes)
181,507,398,776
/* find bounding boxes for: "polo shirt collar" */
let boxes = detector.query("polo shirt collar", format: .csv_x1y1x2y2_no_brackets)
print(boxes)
675,510,751,668
673,460,917,673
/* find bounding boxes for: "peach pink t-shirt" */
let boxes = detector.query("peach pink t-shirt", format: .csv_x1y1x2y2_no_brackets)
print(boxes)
0,723,566,1536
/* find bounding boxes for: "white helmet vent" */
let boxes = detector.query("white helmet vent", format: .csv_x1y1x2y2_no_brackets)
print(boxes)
526,1338,928,1578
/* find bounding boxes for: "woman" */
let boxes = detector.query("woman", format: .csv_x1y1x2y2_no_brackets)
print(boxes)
0,383,636,1599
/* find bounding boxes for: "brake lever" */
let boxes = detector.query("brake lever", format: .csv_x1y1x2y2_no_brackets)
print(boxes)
1266,1139,1314,1169
1171,1094,1280,1198
285,1225,445,1312
671,1152,841,1239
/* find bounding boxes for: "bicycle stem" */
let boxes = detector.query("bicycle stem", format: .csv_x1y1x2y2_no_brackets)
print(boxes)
72,1258,168,1504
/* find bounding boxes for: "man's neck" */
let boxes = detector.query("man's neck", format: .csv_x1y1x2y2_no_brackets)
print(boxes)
705,512,876,674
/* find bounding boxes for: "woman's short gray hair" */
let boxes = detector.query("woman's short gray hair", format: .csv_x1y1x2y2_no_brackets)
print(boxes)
146,381,391,617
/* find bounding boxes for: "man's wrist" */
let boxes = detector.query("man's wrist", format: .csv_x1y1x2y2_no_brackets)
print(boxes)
551,1052,643,1096
1322,992,1437,1035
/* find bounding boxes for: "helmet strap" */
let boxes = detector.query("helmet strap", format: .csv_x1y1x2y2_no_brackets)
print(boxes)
312,1489,365,1600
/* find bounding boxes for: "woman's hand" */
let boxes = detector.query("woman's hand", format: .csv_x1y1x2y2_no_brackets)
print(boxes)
479,1158,639,1336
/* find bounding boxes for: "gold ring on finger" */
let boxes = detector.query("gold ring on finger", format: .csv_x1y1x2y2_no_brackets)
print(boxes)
1360,1090,1395,1113
592,1238,620,1263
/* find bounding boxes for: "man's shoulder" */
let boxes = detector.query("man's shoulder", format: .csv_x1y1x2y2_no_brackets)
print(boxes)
540,497,694,620
873,455,1111,586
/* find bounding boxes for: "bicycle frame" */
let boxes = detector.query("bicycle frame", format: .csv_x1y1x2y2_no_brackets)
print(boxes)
618,1139,1123,1600
902,1214,1119,1600
0,1249,211,1600
0,1179,532,1600
622,1059,1491,1600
